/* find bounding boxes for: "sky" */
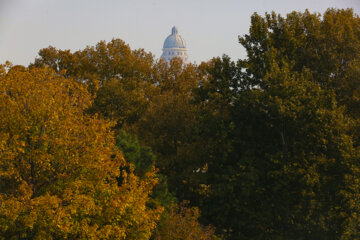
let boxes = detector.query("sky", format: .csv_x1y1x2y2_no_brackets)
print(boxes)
1,0,359,66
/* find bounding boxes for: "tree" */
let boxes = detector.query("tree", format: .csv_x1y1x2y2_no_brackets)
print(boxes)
239,8,360,117
192,9,360,238
152,201,217,240
133,58,207,202
31,39,155,127
202,58,360,239
0,64,162,239
116,130,176,208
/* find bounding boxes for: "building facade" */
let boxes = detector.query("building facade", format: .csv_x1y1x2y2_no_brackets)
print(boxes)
161,26,189,64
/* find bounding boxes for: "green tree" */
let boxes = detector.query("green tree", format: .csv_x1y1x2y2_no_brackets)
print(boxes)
134,58,207,203
195,54,360,239
116,130,156,177
193,9,360,239
116,130,176,208
239,8,360,116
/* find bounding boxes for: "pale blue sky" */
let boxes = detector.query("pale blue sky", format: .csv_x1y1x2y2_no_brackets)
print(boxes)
1,0,359,65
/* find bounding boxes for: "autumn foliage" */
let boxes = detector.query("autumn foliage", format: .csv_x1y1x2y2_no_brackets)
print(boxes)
1,7,360,240
153,202,216,240
0,65,161,239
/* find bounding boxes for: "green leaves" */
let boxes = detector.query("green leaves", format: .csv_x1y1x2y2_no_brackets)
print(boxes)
192,9,360,239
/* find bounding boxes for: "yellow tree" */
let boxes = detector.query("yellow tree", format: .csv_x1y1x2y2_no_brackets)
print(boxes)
152,202,217,240
0,64,162,239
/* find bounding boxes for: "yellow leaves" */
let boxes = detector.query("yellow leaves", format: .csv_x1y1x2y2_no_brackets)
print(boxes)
0,66,162,239
153,202,215,240
17,180,33,200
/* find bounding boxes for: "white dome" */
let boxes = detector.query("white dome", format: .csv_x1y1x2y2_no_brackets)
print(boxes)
161,26,189,64
163,26,186,49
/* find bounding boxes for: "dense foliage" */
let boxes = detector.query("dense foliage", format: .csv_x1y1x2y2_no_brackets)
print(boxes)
152,201,216,240
1,7,359,240
189,8,360,239
0,65,161,239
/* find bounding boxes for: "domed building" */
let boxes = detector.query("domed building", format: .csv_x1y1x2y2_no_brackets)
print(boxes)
161,26,189,64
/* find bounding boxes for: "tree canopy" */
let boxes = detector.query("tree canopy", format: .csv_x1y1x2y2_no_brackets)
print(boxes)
193,8,360,239
0,65,162,239
1,7,360,240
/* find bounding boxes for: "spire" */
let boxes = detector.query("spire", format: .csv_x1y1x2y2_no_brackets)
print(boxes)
171,26,178,35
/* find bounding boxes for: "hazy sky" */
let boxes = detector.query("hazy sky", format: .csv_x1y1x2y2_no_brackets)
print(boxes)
1,0,359,65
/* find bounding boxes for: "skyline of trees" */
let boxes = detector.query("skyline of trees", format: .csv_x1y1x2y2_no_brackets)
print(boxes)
1,7,360,240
